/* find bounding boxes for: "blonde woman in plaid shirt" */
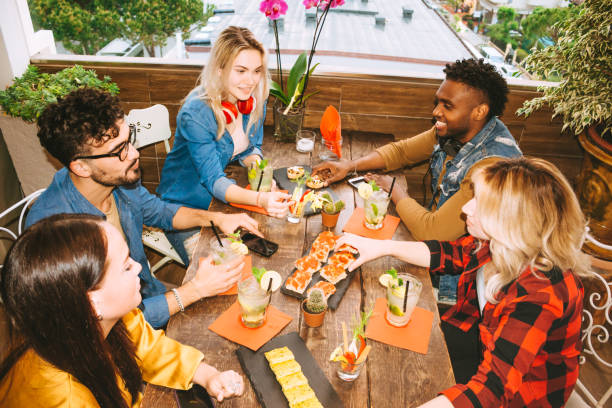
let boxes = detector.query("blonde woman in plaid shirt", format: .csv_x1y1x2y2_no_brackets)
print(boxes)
337,157,591,407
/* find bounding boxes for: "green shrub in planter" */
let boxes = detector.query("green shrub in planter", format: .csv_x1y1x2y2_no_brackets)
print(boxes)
0,65,119,122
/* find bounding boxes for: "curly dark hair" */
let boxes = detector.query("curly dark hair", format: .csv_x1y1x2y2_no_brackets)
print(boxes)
443,58,509,118
37,88,124,167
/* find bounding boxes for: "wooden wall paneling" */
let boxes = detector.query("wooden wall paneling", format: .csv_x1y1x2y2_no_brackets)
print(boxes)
149,71,200,104
519,125,583,158
341,79,439,117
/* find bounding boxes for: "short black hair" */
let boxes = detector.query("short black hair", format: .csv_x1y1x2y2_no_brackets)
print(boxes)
443,58,509,118
37,88,124,167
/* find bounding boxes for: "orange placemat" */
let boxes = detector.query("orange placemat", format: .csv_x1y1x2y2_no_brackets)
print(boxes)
209,302,293,351
229,185,288,216
342,207,400,240
215,256,252,296
365,297,434,354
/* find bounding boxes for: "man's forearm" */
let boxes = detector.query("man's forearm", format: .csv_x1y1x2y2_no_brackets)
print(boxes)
352,151,386,173
172,207,221,230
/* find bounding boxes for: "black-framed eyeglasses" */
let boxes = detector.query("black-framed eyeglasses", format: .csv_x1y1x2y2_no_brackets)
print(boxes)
74,124,136,162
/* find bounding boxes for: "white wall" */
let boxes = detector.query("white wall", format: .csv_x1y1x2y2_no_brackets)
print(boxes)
0,0,55,89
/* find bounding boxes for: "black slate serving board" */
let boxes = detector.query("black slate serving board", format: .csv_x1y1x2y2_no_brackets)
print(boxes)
236,332,343,408
280,242,359,310
273,166,338,216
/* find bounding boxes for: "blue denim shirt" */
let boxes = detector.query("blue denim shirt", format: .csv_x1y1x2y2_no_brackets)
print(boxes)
429,117,522,210
157,91,266,210
25,168,180,328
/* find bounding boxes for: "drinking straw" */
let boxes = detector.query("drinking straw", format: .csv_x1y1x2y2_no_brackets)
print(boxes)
266,278,273,293
210,221,223,247
388,177,396,198
402,280,411,313
256,172,264,192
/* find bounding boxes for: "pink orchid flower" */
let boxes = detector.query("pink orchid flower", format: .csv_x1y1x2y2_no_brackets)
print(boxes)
318,0,345,8
259,0,288,20
302,0,320,9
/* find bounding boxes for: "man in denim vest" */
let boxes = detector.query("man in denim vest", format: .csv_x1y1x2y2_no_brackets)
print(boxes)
314,59,522,303
26,88,262,328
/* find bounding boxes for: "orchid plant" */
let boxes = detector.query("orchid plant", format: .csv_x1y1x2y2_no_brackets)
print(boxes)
259,0,345,114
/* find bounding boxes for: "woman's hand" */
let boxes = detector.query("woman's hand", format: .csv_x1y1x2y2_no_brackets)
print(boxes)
335,233,389,271
191,256,244,298
194,364,244,402
364,173,409,203
260,191,291,218
204,369,244,402
215,212,262,237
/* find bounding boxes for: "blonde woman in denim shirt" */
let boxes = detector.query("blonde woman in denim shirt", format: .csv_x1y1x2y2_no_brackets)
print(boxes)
158,27,290,262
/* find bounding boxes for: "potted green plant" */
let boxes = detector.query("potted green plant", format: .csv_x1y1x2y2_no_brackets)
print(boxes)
517,0,611,260
0,65,119,194
302,287,328,327
320,192,345,228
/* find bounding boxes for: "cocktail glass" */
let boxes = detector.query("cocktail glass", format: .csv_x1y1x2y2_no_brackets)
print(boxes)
335,342,366,382
287,185,306,224
248,162,273,192
385,273,422,327
363,189,390,230
237,275,271,328
209,237,241,265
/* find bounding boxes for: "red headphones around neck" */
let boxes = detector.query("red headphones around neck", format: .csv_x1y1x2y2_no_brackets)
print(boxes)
221,96,255,124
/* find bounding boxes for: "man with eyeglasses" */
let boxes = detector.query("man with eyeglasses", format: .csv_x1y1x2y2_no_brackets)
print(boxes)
26,88,262,329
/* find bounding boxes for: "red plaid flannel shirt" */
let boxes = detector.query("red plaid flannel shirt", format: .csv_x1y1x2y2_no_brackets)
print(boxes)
425,235,584,407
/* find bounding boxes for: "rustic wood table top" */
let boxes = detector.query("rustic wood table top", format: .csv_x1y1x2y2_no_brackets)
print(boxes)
142,130,455,408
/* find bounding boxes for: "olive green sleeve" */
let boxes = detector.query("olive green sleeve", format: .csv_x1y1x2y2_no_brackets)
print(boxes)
376,127,437,171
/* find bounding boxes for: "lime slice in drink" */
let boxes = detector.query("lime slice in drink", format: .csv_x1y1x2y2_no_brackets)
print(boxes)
358,182,373,199
389,304,404,316
230,242,248,256
260,270,282,292
391,285,406,298
378,273,393,288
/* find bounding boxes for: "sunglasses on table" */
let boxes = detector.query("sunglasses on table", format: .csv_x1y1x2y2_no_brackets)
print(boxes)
73,124,137,161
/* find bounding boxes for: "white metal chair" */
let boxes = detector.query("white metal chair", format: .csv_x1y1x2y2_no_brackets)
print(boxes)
0,189,45,268
126,105,184,273
568,271,612,408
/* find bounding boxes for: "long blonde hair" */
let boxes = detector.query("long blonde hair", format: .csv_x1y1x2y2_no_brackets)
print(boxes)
472,157,591,303
192,26,270,140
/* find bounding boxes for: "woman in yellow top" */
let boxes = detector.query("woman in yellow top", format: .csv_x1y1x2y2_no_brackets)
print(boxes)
0,213,244,407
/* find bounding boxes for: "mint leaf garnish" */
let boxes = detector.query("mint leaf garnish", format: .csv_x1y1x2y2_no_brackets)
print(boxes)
386,267,398,279
252,267,266,283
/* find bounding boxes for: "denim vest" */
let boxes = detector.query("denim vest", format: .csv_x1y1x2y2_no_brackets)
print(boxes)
428,117,522,209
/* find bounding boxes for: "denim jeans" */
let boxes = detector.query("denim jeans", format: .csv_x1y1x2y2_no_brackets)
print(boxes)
439,274,460,303
165,227,200,266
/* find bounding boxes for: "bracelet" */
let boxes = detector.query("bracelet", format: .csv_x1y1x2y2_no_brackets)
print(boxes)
171,288,185,312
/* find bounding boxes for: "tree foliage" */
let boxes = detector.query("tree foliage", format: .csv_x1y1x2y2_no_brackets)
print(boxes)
520,6,579,49
518,0,612,139
486,7,519,49
29,0,212,56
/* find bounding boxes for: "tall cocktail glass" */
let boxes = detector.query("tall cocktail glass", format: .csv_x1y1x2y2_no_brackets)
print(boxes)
363,189,390,230
237,275,271,328
248,163,273,192
209,237,241,265
385,273,422,327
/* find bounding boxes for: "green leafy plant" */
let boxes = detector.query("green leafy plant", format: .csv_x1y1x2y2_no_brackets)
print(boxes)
305,288,327,314
270,52,320,113
517,0,611,142
0,65,119,123
321,192,345,215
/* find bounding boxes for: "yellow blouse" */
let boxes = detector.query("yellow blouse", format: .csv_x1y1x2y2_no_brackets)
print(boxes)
0,309,204,407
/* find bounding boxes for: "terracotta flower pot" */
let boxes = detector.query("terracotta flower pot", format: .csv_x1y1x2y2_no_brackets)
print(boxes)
302,300,326,328
321,211,340,228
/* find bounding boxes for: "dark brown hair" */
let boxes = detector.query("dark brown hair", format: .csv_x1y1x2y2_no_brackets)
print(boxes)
37,88,124,167
0,214,142,407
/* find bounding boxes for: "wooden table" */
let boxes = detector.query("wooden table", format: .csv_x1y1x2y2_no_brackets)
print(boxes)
142,130,455,408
